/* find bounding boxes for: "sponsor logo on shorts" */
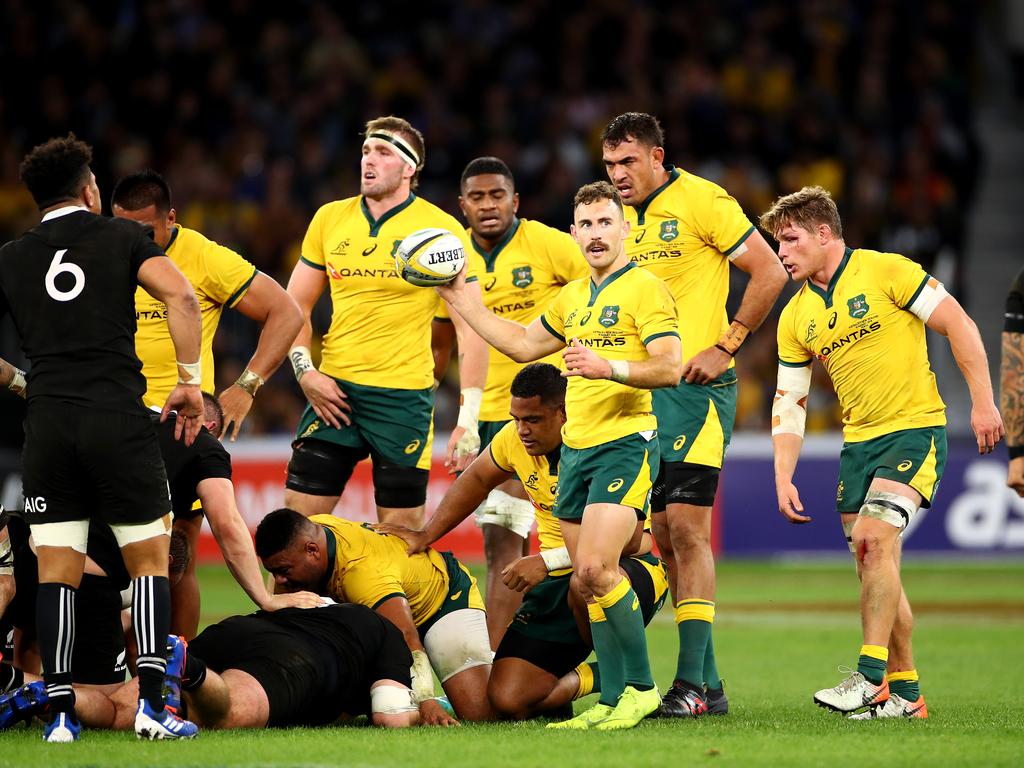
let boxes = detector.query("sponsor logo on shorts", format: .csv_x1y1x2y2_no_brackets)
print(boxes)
449,591,463,601
836,480,845,503
897,459,913,472
659,219,679,242
848,293,869,319
24,496,46,513
598,305,619,328
607,478,624,492
300,420,321,438
673,435,687,451
404,439,422,455
512,266,534,288
632,595,640,611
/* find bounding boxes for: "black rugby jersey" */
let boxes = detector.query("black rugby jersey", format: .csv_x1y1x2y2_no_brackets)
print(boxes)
1007,268,1024,334
0,207,165,411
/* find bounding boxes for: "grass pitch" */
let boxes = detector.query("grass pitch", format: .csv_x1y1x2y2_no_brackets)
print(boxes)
2,559,1022,766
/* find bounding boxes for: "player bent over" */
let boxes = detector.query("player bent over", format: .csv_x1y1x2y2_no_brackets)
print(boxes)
379,363,669,719
439,182,682,730
762,186,1003,718
0,135,204,741
255,509,492,725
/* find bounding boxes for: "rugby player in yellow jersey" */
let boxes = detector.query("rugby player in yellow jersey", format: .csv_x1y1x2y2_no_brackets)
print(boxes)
433,157,588,647
439,181,682,730
600,112,788,717
283,116,488,530
112,170,309,635
253,508,493,726
377,363,669,721
761,186,1003,718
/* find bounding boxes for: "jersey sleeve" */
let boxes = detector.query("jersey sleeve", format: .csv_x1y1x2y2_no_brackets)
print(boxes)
433,300,451,322
547,230,589,284
299,204,329,270
1006,268,1024,333
694,183,755,260
341,530,407,608
636,278,679,346
539,285,568,343
191,430,233,482
129,224,167,277
366,613,413,686
199,240,258,308
487,423,518,473
882,252,933,309
777,300,812,367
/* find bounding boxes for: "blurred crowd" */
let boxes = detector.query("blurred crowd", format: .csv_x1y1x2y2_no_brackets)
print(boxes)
0,0,982,437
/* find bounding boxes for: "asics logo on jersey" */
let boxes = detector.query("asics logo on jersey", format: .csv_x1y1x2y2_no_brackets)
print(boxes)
634,230,646,244
673,435,687,451
828,312,838,329
607,478,624,492
362,244,378,256
404,440,421,455
449,591,463,601
484,277,497,291
897,460,913,472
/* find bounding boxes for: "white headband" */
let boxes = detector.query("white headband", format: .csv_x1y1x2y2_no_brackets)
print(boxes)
365,130,421,170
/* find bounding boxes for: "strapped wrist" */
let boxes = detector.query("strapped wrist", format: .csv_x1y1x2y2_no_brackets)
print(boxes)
716,320,750,356
290,347,315,382
7,367,26,398
608,359,630,384
235,368,264,397
540,547,572,572
176,360,202,386
457,387,482,430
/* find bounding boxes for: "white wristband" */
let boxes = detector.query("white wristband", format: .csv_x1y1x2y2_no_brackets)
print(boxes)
457,387,483,430
540,547,572,572
290,346,315,382
608,359,630,384
176,360,201,386
8,367,26,398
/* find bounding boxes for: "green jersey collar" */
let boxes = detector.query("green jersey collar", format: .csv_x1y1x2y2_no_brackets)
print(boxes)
472,217,520,272
361,193,416,237
807,247,853,308
588,261,636,306
635,166,680,225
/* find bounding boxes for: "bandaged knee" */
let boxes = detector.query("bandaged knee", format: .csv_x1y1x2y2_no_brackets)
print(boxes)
859,490,917,531
110,514,172,548
30,519,90,553
474,489,535,539
422,608,493,682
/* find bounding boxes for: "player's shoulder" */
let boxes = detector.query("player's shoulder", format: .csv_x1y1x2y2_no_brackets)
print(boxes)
314,197,362,225
408,195,462,230
626,262,671,288
102,215,159,245
517,218,576,249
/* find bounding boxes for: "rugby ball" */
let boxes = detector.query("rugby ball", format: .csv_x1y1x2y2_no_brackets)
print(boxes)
395,228,466,287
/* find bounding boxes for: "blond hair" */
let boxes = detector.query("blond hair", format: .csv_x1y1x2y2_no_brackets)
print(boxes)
364,116,425,188
759,185,843,240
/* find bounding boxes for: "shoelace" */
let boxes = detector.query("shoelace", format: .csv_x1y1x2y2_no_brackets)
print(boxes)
831,666,864,694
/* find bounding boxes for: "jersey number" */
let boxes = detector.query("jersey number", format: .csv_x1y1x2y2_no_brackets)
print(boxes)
45,249,85,302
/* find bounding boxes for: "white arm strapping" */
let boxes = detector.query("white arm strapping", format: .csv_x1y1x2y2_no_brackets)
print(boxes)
0,532,12,575
410,649,435,704
540,546,572,572
454,387,482,456
771,364,811,437
906,279,948,322
370,683,418,715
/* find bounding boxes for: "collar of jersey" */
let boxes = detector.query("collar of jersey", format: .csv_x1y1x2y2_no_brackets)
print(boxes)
165,225,181,252
360,193,416,237
588,261,636,306
545,446,560,476
318,524,338,591
806,246,854,308
41,204,89,222
634,166,680,225
471,217,520,272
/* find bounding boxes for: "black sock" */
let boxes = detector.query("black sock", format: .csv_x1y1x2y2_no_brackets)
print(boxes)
133,575,171,712
182,654,207,691
36,582,76,715
0,661,24,693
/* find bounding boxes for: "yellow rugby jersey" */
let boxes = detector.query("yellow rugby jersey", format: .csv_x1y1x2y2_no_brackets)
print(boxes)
488,421,563,553
625,167,754,368
437,218,588,421
301,194,476,389
135,225,257,407
777,247,946,442
310,514,450,626
540,263,679,449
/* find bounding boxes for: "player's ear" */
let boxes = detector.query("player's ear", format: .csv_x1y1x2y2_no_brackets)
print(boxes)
650,145,665,167
167,208,177,227
511,192,520,213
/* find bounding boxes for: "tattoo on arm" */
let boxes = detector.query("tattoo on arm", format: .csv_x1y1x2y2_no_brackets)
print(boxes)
1001,332,1024,446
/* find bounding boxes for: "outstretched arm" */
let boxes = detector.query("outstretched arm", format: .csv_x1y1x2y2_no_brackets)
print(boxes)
771,363,812,523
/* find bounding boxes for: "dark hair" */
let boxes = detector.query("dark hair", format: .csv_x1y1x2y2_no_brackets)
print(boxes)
510,363,566,407
202,391,224,437
111,169,172,214
460,156,515,190
19,133,93,210
573,181,623,215
600,112,665,150
169,528,190,577
254,508,315,559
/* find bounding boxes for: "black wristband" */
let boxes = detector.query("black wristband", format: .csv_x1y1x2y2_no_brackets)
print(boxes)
1009,445,1024,460
715,344,734,357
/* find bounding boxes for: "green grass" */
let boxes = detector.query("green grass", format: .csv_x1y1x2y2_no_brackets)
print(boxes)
3,560,1023,766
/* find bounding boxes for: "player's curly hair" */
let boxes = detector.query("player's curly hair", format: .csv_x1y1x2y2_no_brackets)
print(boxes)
601,112,665,150
759,185,843,240
510,363,566,408
573,181,623,215
19,133,93,210
460,156,514,191
111,169,172,214
254,508,317,560
364,115,425,189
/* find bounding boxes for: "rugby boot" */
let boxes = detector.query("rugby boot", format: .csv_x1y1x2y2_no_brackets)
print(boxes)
0,681,48,730
134,699,198,740
814,670,889,713
545,702,614,730
594,685,661,730
43,711,80,743
705,681,729,715
163,635,187,714
848,693,928,720
659,680,708,718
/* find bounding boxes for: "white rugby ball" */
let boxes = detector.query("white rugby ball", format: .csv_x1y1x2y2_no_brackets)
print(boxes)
395,228,466,287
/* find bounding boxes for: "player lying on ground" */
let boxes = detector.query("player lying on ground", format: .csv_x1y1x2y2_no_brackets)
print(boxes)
1,604,421,730
255,509,493,725
379,362,669,720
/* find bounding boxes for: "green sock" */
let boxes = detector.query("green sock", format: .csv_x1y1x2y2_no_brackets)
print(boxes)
857,644,888,685
588,604,624,706
597,580,654,691
888,670,920,702
587,662,601,695
675,599,714,687
703,630,721,690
